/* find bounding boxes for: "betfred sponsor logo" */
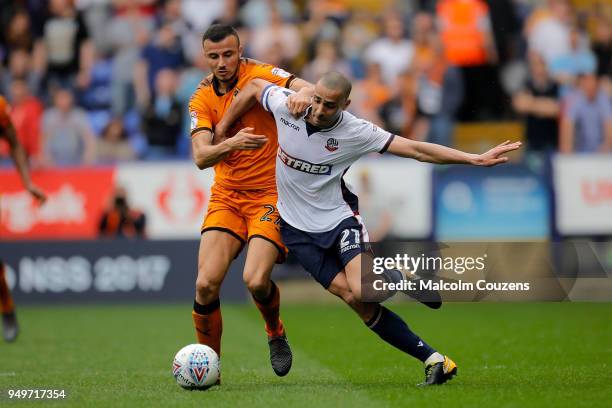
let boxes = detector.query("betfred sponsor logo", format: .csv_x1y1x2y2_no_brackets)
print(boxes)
278,147,332,175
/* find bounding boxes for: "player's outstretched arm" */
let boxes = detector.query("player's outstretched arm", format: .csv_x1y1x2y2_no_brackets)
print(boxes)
192,127,268,170
386,137,522,166
2,123,46,203
214,79,272,142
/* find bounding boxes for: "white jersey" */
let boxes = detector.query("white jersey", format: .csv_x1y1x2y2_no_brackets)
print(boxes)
262,84,395,233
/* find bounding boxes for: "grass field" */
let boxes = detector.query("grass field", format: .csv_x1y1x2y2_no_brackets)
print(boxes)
1,302,611,407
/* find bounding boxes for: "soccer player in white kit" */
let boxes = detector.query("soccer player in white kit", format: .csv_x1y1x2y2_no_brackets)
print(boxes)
215,71,521,385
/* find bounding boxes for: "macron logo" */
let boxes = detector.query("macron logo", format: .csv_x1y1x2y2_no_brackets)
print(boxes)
278,147,332,175
280,117,300,132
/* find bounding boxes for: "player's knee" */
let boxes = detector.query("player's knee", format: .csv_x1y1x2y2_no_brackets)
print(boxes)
195,276,221,301
337,288,358,307
243,274,270,298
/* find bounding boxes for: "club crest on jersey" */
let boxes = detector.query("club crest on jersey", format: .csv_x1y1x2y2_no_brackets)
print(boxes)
233,87,240,97
325,138,339,152
278,147,332,175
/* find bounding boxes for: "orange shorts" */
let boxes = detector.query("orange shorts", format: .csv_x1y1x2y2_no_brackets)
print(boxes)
201,184,287,262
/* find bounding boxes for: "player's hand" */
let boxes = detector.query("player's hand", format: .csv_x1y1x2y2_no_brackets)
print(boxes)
27,183,47,204
286,88,313,117
223,127,268,150
472,140,522,167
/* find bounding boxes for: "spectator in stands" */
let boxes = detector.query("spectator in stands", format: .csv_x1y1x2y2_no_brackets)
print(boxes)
415,60,464,146
379,70,418,138
156,0,194,61
77,0,112,53
2,8,40,57
41,88,96,166
526,0,573,66
436,0,500,120
592,16,611,80
364,12,414,88
134,23,185,108
341,10,379,78
140,69,181,159
550,27,597,87
560,74,612,153
0,50,44,100
0,79,44,164
411,12,437,75
211,0,245,30
485,0,520,67
96,118,136,163
352,62,391,125
301,40,351,84
42,0,93,92
106,0,155,115
250,6,302,64
301,0,342,61
240,0,297,29
99,186,146,239
409,11,463,145
181,0,225,33
513,53,560,152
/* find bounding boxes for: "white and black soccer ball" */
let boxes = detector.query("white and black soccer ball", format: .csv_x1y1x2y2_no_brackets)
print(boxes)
172,344,220,389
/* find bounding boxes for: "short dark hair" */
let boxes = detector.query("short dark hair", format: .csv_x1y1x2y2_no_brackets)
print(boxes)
202,24,240,45
320,71,352,100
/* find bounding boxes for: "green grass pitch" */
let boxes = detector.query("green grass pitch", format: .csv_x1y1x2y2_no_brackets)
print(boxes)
1,302,611,407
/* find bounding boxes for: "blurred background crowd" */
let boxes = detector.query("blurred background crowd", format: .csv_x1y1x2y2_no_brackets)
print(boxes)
0,0,610,167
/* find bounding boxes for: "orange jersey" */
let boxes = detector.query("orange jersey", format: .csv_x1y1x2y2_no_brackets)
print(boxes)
0,95,11,129
189,59,294,191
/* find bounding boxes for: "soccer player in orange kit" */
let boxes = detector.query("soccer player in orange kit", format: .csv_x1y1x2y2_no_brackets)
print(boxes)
0,94,46,342
188,24,313,380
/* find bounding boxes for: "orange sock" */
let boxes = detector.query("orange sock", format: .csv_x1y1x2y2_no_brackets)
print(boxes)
192,299,222,357
0,262,15,314
253,281,284,337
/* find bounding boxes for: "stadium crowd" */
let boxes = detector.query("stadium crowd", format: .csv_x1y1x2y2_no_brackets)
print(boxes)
0,0,610,166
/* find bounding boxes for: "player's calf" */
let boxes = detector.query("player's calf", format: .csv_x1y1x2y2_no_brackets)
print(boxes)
251,281,292,376
0,262,19,343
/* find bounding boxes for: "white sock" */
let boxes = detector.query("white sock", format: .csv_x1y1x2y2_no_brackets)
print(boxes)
424,352,445,366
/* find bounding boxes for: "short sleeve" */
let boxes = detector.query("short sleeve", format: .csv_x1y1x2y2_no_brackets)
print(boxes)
250,62,295,88
188,92,214,137
261,84,292,115
351,119,395,155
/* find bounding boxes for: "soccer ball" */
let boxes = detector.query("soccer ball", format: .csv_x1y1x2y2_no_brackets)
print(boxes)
172,344,220,389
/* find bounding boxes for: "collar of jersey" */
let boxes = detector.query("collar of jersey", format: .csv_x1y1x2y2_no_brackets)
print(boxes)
212,62,242,97
304,108,344,136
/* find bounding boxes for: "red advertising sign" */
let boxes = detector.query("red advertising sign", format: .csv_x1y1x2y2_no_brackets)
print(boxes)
1,167,116,239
